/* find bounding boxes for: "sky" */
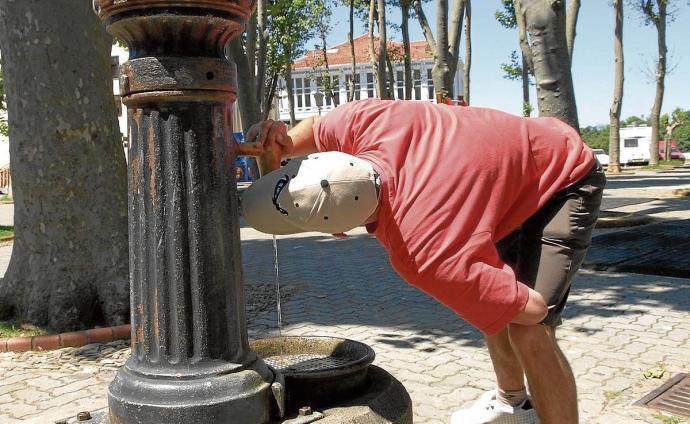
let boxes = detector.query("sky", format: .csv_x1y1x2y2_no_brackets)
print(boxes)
311,2,690,127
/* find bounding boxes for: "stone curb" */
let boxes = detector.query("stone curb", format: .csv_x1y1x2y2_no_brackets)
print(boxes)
0,324,131,352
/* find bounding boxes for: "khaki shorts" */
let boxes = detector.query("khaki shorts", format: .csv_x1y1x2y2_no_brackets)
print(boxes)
496,160,606,326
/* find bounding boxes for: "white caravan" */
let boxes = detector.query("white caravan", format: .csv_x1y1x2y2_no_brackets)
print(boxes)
619,126,652,166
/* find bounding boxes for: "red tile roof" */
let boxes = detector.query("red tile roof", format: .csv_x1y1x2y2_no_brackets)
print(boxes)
293,34,433,69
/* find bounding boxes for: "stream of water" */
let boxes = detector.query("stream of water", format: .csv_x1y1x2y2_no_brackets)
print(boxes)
272,234,283,339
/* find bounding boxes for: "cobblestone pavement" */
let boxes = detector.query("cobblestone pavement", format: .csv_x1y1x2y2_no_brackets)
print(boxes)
1,227,689,424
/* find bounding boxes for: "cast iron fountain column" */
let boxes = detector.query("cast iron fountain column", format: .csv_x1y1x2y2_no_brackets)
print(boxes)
95,1,276,422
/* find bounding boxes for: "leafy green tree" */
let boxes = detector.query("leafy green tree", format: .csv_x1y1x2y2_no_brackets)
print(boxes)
622,114,650,126
581,125,611,151
268,0,323,125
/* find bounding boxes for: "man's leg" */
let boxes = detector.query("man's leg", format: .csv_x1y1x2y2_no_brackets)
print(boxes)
508,324,578,423
485,328,526,392
507,162,604,423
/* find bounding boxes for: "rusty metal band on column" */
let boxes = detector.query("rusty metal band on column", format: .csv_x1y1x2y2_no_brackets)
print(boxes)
95,1,275,423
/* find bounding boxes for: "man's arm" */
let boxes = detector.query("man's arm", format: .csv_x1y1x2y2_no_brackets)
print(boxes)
286,115,321,158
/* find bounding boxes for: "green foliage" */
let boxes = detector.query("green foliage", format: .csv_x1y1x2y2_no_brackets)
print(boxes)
267,0,324,77
580,125,611,151
622,114,650,126
495,0,517,28
501,51,526,81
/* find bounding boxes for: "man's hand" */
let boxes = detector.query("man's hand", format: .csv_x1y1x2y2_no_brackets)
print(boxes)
245,120,294,159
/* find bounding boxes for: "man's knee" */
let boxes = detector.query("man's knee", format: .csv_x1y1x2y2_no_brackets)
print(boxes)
508,323,556,355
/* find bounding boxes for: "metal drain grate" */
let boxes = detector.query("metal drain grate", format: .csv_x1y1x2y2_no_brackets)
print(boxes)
635,373,690,417
264,354,353,372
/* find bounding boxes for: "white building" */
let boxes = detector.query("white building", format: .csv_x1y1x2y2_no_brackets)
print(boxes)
276,34,464,122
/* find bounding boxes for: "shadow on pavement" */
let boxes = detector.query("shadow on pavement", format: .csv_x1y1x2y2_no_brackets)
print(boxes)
241,230,690,347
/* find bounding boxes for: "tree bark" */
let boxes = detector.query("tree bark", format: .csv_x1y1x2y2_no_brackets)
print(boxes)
285,50,296,126
608,0,625,173
348,0,357,102
514,0,534,71
521,53,531,116
514,0,533,116
609,0,624,173
256,0,268,109
433,0,451,101
448,0,467,82
368,0,379,96
401,1,413,99
377,0,389,99
413,0,465,101
566,0,580,62
463,0,472,104
649,0,666,167
0,0,129,331
226,39,260,131
521,0,579,130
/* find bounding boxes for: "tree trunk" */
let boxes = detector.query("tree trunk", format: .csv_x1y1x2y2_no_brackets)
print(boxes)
368,0,379,97
226,40,260,131
433,0,451,101
320,29,335,105
521,53,531,116
514,0,534,71
225,40,261,178
246,12,258,107
463,0,472,104
256,0,268,109
521,0,579,130
377,0,388,99
608,0,623,173
0,0,129,331
348,0,357,102
413,0,465,101
566,0,580,62
285,51,296,126
514,0,533,116
401,2,413,99
649,0,666,167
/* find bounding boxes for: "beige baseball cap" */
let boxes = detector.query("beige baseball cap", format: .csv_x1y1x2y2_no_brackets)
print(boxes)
241,151,379,235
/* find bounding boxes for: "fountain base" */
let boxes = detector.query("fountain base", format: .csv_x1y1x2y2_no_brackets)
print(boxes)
54,365,412,424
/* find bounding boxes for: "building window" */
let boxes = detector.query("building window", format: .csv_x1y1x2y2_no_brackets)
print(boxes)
346,74,361,101
295,78,303,109
294,77,311,110
397,70,404,99
427,69,435,101
413,69,422,100
366,73,375,98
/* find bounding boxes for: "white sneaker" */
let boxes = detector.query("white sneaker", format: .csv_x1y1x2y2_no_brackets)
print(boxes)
450,390,539,424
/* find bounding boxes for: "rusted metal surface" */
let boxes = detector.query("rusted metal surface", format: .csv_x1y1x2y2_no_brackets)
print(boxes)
635,373,690,418
96,1,274,423
251,337,375,413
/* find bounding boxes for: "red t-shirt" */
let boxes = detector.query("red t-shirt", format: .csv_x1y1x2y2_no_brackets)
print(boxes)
313,99,594,335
